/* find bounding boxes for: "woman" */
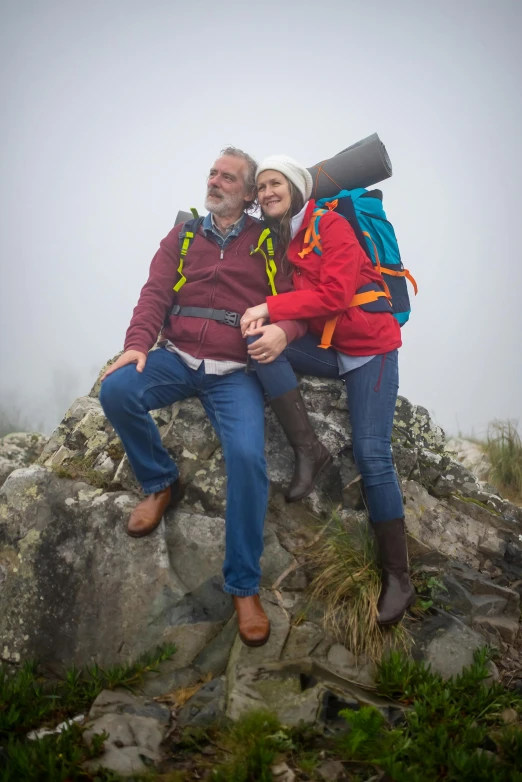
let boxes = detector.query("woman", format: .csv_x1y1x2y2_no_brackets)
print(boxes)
240,154,415,626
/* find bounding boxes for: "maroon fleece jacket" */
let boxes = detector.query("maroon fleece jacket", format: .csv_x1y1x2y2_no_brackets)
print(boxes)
124,216,306,361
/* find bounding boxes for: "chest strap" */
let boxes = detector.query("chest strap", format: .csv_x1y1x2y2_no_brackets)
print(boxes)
169,304,241,328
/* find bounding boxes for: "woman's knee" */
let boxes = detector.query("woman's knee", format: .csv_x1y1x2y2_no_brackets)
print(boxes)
352,435,394,477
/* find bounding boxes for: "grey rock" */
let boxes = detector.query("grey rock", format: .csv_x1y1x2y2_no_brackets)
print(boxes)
271,762,296,781
83,744,158,776
0,467,187,667
316,759,347,781
411,610,486,678
0,432,48,487
281,622,324,660
178,676,227,726
472,615,520,644
325,644,377,688
83,689,169,777
88,689,170,725
393,396,445,452
193,614,239,677
392,442,419,480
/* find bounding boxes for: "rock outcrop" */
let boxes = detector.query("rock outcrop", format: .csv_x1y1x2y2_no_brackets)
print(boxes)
446,436,491,482
0,431,48,488
1,367,521,771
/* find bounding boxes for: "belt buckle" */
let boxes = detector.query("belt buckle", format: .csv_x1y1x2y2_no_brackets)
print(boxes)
223,311,240,327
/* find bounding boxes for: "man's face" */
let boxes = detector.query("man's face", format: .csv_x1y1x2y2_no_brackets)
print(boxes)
204,155,252,217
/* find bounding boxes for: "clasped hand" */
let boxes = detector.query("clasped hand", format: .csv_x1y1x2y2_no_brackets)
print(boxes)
240,303,287,364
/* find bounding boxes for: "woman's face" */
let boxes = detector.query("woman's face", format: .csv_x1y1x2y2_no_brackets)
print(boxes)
257,170,292,220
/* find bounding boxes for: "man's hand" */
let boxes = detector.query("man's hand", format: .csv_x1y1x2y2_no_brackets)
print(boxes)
247,324,288,364
101,350,147,381
240,303,269,336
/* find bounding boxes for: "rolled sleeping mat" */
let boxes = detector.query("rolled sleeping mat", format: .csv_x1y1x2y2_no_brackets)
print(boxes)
307,133,392,200
174,210,194,226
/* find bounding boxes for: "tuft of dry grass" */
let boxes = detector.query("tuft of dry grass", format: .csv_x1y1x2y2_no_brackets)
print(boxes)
304,514,410,662
485,419,522,502
155,671,213,709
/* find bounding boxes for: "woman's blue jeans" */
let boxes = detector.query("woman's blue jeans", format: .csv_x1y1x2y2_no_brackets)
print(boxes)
248,333,403,523
99,347,269,596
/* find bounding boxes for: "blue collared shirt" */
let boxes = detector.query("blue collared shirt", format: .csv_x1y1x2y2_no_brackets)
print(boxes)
202,211,248,250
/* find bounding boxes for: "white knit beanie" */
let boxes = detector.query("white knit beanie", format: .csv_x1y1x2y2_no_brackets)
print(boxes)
256,154,313,201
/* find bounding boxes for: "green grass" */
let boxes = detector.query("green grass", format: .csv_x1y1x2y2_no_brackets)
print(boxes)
485,419,522,501
1,644,176,781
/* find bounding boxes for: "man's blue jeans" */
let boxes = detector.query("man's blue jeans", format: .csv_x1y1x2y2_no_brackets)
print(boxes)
99,347,268,596
248,333,403,523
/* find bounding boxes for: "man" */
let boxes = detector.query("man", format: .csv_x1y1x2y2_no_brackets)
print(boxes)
99,147,305,647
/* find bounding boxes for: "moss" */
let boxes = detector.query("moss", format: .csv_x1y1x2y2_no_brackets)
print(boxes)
106,440,125,462
51,453,113,490
453,493,501,517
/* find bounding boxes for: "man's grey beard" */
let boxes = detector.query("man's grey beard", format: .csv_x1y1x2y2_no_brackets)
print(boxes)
204,189,244,217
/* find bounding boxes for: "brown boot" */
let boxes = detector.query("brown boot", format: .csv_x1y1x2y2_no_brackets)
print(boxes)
233,595,271,647
372,518,416,626
270,387,332,503
127,479,185,538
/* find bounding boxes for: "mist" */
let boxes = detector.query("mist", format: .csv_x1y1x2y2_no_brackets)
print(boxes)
1,0,520,437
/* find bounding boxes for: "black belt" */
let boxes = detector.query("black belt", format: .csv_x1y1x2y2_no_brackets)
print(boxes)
169,305,241,328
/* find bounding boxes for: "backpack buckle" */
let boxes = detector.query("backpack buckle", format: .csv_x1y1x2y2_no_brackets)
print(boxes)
223,311,240,327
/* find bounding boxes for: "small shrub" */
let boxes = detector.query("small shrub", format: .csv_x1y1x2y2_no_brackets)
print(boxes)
0,644,176,781
210,710,283,782
485,419,522,500
338,648,522,781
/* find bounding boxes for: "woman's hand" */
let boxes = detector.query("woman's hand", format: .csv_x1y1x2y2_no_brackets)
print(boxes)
240,303,269,336
247,324,288,363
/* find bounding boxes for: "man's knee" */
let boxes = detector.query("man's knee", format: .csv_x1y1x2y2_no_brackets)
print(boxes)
226,436,266,473
99,368,135,416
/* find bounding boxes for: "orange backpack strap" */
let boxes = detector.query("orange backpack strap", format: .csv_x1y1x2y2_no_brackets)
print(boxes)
349,290,391,308
298,209,328,259
380,267,418,295
318,316,339,349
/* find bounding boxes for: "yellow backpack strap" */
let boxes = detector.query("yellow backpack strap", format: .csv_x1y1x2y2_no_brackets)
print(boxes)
173,231,193,292
250,228,278,295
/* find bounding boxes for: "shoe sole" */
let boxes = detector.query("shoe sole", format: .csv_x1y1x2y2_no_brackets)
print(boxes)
285,452,334,503
126,484,186,538
377,592,417,627
239,627,271,647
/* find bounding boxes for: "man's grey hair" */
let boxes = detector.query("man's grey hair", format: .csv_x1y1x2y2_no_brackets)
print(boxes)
220,146,258,211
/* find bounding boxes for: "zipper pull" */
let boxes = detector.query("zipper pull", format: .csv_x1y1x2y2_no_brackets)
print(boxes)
220,248,224,260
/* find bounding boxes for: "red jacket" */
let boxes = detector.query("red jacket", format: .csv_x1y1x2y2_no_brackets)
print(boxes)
125,215,306,361
266,200,402,356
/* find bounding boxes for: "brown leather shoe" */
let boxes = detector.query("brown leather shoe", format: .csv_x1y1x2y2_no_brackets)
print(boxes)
233,595,271,647
127,479,185,538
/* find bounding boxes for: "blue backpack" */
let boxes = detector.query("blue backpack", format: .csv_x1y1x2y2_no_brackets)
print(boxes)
298,189,417,346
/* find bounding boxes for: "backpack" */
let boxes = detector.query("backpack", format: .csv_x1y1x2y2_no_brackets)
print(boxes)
164,215,280,328
298,189,417,347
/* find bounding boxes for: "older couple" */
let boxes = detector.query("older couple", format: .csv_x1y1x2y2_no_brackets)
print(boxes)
100,146,414,648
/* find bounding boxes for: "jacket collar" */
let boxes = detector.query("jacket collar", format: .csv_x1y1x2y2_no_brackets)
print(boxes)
291,199,317,244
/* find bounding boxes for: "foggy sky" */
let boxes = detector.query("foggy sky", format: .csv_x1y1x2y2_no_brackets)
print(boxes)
1,0,521,437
